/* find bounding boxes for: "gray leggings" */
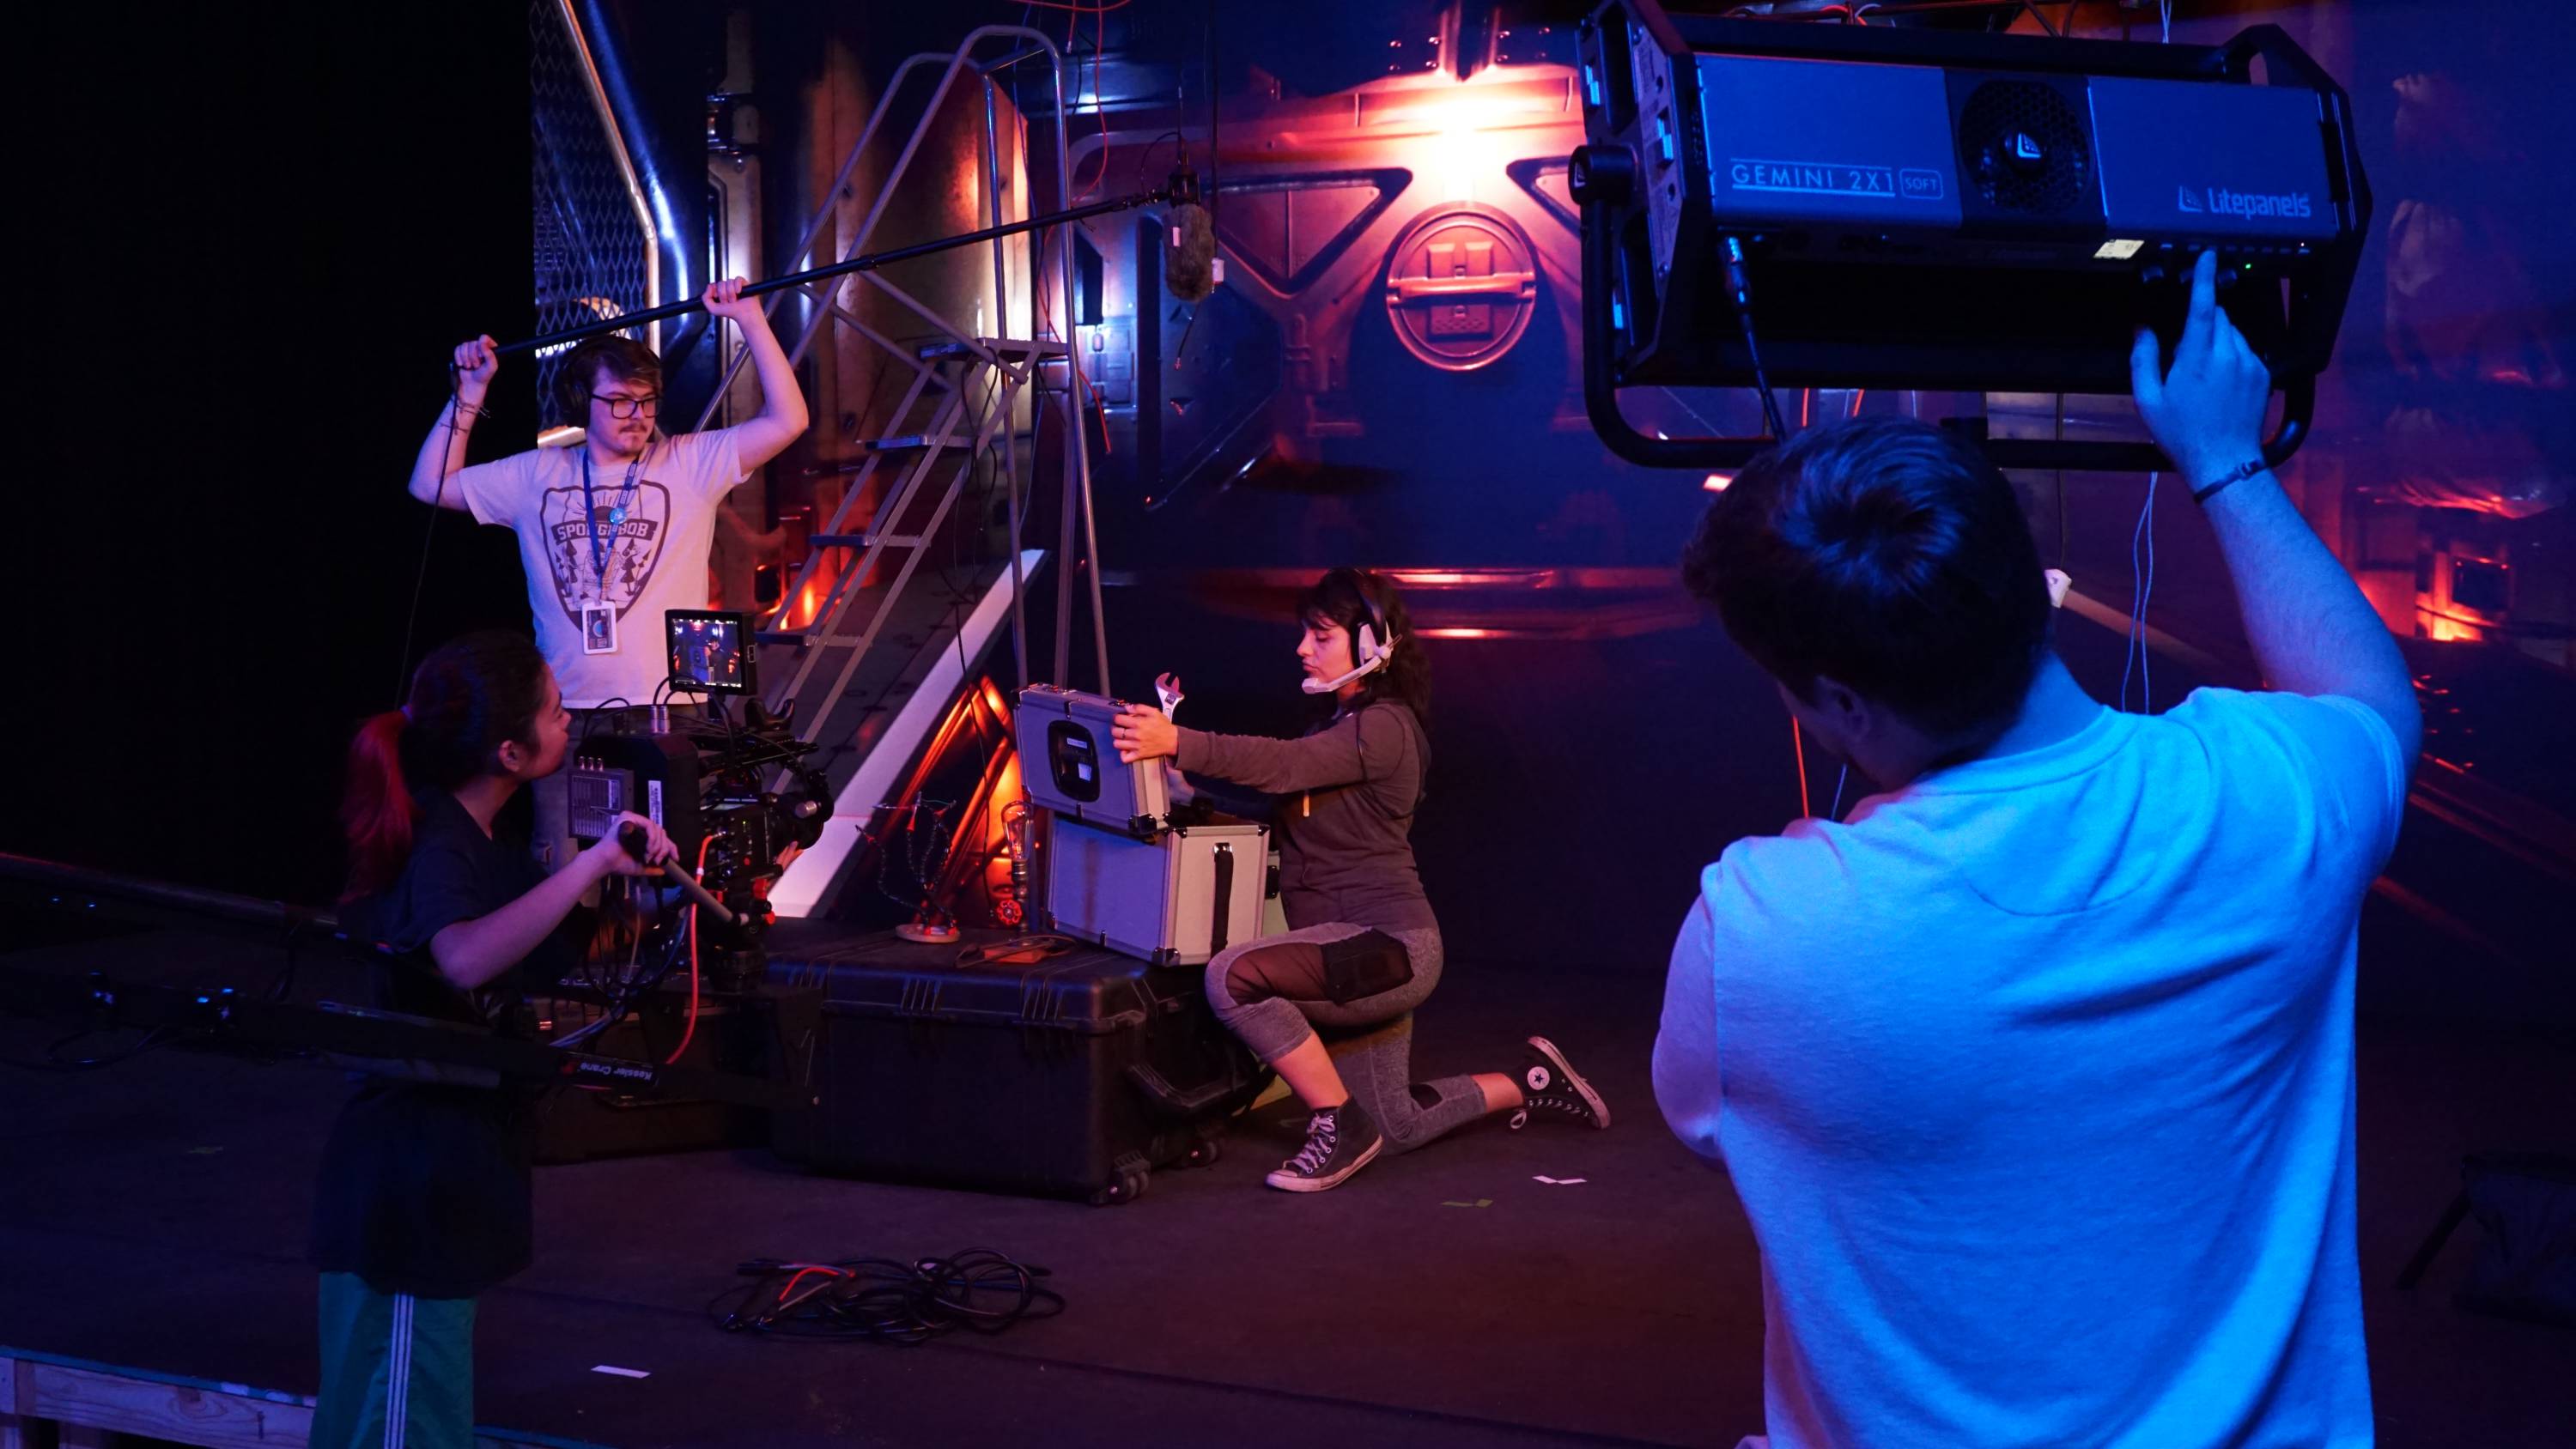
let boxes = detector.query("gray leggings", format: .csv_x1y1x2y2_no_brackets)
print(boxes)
1202,923,1485,1154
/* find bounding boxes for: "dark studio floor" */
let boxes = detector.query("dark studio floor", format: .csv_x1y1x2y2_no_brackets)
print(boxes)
0,920,2569,1449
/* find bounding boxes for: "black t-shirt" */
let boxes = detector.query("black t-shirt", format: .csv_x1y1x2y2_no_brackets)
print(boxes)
310,791,580,1299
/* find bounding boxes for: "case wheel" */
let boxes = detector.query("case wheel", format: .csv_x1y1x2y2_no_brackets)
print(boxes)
1182,1117,1227,1168
1089,1167,1150,1206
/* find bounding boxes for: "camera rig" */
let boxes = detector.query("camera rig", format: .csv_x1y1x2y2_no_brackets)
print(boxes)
568,697,830,995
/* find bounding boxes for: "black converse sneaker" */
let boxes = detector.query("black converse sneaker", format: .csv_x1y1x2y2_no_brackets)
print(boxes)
1509,1036,1610,1131
1265,1100,1386,1192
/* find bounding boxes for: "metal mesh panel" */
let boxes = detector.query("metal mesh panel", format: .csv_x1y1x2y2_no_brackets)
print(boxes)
530,0,653,427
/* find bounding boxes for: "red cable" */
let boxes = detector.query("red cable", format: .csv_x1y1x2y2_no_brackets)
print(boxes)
1069,9,1085,196
774,1265,844,1312
661,835,714,1065
1067,3,1112,204
1001,2,1127,462
1094,4,1107,197
1792,719,1813,820
1031,224,1114,457
1800,388,1813,428
1849,388,1866,418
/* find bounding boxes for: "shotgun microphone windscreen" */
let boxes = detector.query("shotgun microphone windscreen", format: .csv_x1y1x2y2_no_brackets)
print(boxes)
1167,199,1217,305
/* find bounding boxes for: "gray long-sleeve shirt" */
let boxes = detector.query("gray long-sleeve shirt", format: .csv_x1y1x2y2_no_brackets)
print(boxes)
1173,701,1435,936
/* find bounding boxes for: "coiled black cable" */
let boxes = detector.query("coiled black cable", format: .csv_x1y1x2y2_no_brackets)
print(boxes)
710,1247,1064,1343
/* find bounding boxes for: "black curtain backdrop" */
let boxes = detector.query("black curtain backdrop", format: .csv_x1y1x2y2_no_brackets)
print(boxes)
22,7,537,904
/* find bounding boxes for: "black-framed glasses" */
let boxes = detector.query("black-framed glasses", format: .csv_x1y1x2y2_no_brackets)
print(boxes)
590,393,661,419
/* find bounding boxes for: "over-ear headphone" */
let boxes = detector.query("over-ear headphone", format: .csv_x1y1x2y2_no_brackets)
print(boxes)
555,343,604,420
1353,572,1393,669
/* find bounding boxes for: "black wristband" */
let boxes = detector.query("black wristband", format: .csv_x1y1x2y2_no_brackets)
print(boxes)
2190,458,2266,505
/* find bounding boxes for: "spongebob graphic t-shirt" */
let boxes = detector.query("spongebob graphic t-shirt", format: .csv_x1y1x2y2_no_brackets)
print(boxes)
453,429,745,708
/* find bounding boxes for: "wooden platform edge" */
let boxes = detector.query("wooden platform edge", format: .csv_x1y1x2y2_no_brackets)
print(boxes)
0,1349,604,1449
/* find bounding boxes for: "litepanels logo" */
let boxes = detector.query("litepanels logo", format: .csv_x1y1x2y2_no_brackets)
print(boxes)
2178,184,2312,219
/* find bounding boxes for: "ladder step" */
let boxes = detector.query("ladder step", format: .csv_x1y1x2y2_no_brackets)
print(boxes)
811,533,921,549
755,631,809,649
822,428,1032,474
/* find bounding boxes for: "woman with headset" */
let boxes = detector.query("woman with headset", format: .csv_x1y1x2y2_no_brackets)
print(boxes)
1112,567,1610,1192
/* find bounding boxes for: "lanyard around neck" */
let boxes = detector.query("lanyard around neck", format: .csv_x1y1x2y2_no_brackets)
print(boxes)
579,444,647,582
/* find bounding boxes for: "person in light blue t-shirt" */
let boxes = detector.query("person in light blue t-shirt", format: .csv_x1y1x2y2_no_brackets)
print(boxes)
1656,252,2420,1449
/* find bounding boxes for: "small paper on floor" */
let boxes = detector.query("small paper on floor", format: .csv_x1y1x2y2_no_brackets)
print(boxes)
1533,1175,1588,1185
1441,1198,1494,1208
591,1365,651,1379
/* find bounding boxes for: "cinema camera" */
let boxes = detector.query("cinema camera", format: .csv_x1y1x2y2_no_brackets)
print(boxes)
565,610,828,983
1571,0,2369,470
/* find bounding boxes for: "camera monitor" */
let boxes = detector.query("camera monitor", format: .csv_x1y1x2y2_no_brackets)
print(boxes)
665,609,755,697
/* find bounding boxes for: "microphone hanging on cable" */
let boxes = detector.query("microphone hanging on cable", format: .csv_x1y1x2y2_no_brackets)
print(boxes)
1165,156,1218,306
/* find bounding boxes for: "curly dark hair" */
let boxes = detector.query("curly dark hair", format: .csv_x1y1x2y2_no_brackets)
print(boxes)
1298,567,1431,732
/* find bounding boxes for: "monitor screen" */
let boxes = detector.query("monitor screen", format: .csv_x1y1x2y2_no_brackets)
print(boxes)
665,610,755,697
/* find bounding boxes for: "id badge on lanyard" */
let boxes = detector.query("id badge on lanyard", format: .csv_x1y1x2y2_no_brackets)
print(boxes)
580,603,619,656
580,446,647,655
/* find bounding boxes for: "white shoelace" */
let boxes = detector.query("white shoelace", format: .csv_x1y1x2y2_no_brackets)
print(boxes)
1285,1113,1340,1174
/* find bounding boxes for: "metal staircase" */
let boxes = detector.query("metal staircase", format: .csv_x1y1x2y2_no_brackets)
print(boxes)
671,26,1109,917
758,337,1063,773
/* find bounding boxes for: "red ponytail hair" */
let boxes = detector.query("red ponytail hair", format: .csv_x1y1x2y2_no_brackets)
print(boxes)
344,632,550,900
342,709,419,900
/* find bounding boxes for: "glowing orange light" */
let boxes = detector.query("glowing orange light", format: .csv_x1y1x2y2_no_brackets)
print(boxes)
1363,82,1565,130
1419,627,1503,640
1703,472,1734,492
1350,74,1577,202
777,549,848,633
1382,569,1552,589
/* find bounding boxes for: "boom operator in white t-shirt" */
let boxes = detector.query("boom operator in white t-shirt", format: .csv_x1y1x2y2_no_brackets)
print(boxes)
404,276,810,711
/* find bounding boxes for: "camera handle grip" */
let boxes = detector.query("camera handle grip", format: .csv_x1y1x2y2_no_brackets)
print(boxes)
617,823,738,926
